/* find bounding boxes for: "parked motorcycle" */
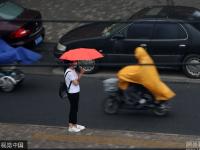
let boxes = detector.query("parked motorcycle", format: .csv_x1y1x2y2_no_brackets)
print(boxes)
0,69,25,92
103,78,170,116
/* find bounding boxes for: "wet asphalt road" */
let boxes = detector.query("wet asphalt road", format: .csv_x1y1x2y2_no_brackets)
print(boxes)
0,74,200,136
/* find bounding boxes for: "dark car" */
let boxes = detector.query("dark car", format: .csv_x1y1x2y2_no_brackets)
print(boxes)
0,0,45,47
54,7,200,78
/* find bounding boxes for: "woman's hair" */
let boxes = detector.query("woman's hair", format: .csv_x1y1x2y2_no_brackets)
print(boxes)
69,61,77,66
62,60,78,71
61,60,70,71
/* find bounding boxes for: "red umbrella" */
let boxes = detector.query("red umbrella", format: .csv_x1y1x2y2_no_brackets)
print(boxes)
59,48,104,61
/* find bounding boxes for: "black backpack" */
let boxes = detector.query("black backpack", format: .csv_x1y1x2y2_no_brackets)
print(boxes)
59,71,72,99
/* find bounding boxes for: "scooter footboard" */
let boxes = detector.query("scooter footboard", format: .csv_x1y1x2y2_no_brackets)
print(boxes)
103,78,119,92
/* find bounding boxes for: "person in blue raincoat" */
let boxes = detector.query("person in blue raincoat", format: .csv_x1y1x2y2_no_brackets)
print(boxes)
0,39,41,64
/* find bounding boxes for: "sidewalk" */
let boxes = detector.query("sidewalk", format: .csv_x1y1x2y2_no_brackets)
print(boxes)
0,122,199,149
15,0,200,43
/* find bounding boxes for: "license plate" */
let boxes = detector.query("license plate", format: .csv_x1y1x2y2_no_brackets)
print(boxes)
35,36,43,45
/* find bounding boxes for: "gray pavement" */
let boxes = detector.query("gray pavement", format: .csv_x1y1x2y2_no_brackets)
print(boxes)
1,123,200,149
15,0,200,42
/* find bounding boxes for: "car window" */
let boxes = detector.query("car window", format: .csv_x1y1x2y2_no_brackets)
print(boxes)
190,23,200,32
0,1,24,20
142,7,162,17
153,23,187,39
102,23,128,37
126,22,154,39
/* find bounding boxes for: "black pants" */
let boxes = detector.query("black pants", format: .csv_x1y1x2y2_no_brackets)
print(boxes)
67,92,79,124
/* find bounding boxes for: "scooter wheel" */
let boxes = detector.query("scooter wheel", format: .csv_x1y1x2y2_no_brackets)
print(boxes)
1,77,15,92
153,105,169,116
103,97,119,114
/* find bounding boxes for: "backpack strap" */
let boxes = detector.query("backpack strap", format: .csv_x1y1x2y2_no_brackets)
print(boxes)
64,71,72,93
67,81,72,93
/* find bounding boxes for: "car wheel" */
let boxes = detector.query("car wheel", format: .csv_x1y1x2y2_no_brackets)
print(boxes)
1,77,15,92
78,60,98,74
182,54,200,78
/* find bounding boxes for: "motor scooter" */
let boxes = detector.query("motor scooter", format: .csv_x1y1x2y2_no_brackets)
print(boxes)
103,78,170,116
0,68,25,92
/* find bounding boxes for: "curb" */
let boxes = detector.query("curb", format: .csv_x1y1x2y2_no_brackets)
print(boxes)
52,68,200,84
22,67,200,84
0,122,199,149
17,66,200,84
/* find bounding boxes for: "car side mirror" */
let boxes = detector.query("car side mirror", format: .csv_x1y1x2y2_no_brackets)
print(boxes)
111,34,125,40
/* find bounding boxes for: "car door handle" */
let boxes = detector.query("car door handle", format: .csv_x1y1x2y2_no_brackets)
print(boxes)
179,44,186,48
140,44,147,47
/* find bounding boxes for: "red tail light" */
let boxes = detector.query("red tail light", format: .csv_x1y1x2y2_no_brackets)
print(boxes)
10,27,31,39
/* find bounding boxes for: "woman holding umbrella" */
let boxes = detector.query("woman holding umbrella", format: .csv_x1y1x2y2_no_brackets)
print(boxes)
65,61,85,132
60,48,103,133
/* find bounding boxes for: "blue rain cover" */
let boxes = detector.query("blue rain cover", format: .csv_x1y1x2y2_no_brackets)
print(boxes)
0,39,42,64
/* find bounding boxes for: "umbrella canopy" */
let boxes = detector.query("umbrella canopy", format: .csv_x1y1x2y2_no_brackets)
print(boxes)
59,48,104,61
0,39,41,64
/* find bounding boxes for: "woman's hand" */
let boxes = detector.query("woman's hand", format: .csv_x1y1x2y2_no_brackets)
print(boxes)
79,67,85,74
74,67,85,84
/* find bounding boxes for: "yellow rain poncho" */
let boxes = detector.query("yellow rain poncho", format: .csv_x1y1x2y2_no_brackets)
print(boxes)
117,47,175,101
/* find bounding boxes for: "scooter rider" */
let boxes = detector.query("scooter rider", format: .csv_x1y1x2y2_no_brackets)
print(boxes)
117,47,175,105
